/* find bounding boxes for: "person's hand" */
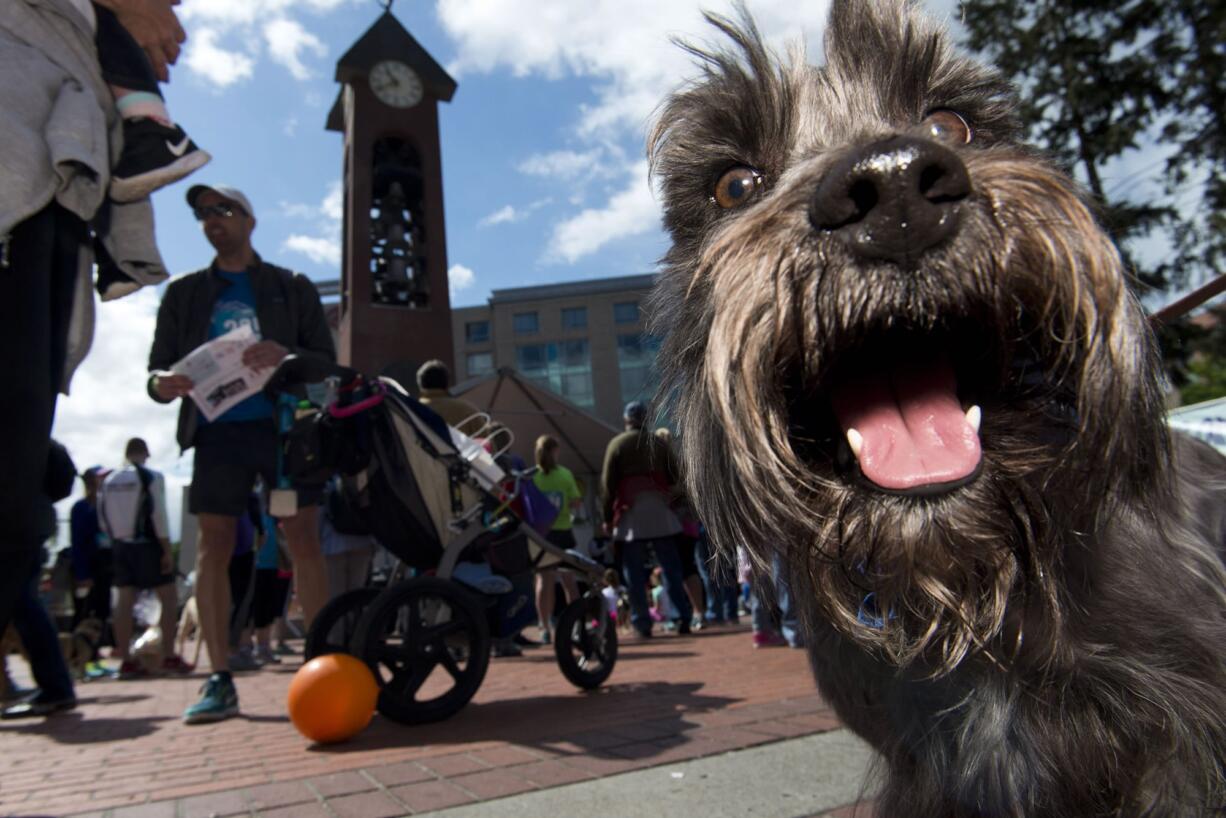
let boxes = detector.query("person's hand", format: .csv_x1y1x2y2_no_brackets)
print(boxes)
98,0,186,82
242,340,289,372
152,370,193,400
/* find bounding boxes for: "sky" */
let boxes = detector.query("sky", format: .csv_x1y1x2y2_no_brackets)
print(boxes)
51,0,973,538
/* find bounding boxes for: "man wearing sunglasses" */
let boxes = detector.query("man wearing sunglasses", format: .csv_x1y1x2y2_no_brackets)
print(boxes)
146,183,335,724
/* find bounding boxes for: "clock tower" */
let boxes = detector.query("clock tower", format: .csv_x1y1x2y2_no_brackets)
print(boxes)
326,9,457,390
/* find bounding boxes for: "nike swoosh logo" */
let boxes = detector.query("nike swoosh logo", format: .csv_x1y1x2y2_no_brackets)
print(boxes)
166,136,192,157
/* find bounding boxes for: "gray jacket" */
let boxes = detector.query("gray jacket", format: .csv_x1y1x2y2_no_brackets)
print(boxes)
1,0,168,389
147,257,336,450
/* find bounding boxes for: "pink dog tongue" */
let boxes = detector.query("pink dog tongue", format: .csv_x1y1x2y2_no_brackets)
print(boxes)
831,357,981,491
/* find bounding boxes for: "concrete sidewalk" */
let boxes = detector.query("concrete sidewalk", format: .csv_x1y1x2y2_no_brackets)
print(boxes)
413,729,879,818
0,625,876,817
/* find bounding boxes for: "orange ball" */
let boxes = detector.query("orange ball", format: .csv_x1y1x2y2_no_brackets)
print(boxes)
286,654,379,743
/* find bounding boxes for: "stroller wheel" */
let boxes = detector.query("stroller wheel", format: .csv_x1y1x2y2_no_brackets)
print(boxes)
352,577,491,725
554,593,618,690
305,587,382,660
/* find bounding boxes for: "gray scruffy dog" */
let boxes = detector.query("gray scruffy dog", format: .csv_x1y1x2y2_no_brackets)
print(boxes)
648,1,1226,815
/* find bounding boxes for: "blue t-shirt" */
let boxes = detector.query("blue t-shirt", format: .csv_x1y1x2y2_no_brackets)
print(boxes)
205,268,274,423
256,512,280,570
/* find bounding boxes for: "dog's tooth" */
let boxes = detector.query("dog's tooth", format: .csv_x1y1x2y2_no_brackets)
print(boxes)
847,428,863,459
966,405,982,434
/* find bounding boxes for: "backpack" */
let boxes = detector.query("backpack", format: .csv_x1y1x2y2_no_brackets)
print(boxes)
132,465,157,542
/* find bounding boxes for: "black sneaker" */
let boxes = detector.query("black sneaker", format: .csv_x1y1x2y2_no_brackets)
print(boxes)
110,118,211,202
491,638,523,658
1,693,77,719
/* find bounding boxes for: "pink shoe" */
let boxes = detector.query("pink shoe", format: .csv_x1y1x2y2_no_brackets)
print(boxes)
161,655,195,675
752,630,787,648
118,658,150,679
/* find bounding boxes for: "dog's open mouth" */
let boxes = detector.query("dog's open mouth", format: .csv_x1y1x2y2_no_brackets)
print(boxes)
830,352,982,494
789,323,1008,496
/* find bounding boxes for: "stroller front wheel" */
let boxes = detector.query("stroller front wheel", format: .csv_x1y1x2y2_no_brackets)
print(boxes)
304,587,382,660
554,593,618,690
352,577,491,725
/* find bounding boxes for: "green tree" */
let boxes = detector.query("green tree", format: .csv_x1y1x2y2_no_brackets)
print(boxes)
1180,355,1226,405
958,0,1225,293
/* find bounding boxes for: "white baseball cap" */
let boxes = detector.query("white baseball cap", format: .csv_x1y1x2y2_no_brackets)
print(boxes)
186,184,255,218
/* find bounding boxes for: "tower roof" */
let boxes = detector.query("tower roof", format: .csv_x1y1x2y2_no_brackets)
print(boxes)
334,11,456,99
326,11,457,132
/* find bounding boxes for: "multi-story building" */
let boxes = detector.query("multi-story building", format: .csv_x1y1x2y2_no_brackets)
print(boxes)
451,274,661,427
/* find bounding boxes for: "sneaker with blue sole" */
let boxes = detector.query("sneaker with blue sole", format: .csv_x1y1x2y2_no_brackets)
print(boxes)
183,674,239,724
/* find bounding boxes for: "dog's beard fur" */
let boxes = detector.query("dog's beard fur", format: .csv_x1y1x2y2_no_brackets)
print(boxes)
648,1,1226,815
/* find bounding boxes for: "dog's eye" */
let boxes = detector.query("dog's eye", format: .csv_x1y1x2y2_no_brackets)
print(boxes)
923,109,972,145
711,166,764,209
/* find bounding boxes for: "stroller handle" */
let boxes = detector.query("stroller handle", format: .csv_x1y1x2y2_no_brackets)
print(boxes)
329,382,386,418
265,354,361,397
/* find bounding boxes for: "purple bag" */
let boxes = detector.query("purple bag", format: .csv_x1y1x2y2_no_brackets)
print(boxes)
512,479,560,536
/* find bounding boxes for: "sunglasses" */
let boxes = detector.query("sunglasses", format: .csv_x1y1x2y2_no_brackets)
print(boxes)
193,203,246,220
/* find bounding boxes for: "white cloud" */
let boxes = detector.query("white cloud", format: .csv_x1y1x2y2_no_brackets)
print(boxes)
283,115,299,137
517,149,608,181
264,18,327,80
182,27,256,87
547,161,658,263
438,1,834,136
437,0,836,263
178,0,357,84
321,181,344,222
479,205,523,227
179,0,354,28
449,264,476,300
281,181,343,268
283,234,341,265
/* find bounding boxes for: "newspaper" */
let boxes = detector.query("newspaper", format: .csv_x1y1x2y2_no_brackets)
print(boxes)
171,325,272,422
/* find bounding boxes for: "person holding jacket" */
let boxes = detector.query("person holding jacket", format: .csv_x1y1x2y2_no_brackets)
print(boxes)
146,183,335,724
0,0,171,643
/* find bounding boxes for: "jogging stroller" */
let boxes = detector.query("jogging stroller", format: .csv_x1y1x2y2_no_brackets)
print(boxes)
266,356,618,725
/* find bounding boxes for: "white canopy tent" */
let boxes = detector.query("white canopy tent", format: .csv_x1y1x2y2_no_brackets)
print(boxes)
1167,396,1226,454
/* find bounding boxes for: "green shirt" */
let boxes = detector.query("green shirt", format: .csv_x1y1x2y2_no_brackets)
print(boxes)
533,464,582,531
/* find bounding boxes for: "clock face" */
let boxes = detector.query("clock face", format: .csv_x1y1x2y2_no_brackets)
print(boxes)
369,60,423,109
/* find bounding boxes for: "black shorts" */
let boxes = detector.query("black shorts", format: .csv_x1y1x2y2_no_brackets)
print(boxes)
252,568,292,628
112,540,173,589
676,536,699,579
190,420,323,516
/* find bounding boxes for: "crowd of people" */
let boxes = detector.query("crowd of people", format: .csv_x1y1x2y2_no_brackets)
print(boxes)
0,0,798,728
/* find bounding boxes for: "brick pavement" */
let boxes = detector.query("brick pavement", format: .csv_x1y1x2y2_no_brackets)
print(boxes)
0,625,873,818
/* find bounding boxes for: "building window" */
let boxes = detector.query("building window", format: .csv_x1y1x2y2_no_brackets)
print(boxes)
466,352,493,378
465,320,490,344
516,340,594,408
513,312,539,335
613,301,639,324
561,306,587,329
617,333,661,406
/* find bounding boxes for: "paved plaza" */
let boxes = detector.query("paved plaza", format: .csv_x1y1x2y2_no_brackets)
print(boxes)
0,625,877,817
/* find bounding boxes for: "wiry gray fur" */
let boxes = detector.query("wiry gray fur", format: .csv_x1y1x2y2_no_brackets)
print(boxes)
647,1,1226,815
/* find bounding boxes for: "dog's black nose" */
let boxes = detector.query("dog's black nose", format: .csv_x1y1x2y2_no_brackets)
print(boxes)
810,136,970,266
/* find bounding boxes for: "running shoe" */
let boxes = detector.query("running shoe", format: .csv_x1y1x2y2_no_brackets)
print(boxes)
110,118,211,202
